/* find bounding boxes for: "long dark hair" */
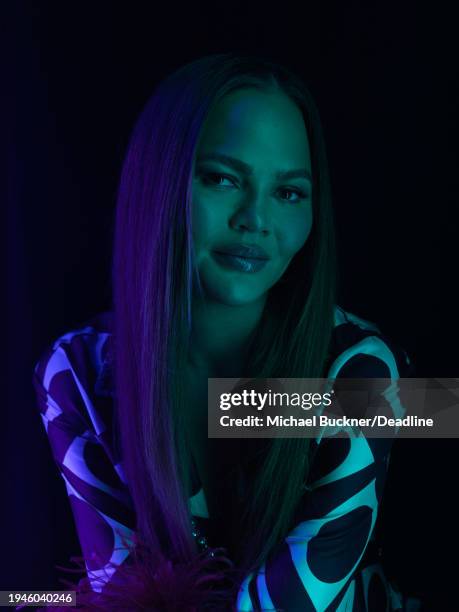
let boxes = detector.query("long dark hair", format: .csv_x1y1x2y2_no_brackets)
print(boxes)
111,52,337,605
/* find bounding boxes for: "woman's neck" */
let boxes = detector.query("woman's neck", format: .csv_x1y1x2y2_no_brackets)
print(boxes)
188,294,267,378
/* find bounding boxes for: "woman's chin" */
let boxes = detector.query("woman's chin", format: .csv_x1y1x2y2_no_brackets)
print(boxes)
202,283,267,307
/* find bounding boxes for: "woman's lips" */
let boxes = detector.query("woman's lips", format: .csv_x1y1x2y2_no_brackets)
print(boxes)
212,251,269,273
213,243,270,260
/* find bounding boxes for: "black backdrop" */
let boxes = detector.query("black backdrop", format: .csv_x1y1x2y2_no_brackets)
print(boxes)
6,1,459,608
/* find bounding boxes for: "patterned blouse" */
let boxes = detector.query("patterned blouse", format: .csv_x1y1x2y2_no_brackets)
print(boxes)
32,305,414,610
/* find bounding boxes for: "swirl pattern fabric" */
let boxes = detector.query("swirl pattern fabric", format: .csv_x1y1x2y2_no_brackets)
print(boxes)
32,306,414,610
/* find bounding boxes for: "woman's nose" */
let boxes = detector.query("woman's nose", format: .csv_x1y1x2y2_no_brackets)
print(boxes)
230,193,271,235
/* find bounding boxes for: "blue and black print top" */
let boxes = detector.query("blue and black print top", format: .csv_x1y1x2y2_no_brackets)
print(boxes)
32,305,414,610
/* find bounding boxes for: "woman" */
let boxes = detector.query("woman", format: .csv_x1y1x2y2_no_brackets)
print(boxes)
33,53,417,610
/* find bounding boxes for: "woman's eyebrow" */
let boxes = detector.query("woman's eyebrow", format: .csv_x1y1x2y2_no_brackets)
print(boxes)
196,152,312,183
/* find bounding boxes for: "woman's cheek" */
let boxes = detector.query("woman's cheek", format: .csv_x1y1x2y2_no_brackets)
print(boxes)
280,213,313,260
191,196,212,244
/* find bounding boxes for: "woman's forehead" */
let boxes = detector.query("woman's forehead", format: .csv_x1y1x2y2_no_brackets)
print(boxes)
197,88,311,172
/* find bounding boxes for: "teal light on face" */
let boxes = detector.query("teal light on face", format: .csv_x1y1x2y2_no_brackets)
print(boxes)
191,87,313,308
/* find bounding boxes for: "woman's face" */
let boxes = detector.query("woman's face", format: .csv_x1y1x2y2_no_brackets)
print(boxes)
191,87,313,306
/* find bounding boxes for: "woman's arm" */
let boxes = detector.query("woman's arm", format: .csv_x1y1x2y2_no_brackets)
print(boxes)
32,338,136,593
236,341,411,611
237,434,389,611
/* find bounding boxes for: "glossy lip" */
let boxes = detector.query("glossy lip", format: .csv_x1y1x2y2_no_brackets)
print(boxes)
213,243,270,260
212,251,268,273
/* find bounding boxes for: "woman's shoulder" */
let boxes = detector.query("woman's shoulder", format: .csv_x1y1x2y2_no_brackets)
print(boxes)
33,311,114,388
330,305,414,378
32,311,115,435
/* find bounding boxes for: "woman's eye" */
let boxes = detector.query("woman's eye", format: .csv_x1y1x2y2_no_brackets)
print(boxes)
202,173,237,188
278,187,309,203
199,173,308,202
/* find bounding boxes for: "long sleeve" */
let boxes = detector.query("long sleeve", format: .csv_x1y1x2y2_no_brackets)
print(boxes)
32,334,136,593
236,334,412,611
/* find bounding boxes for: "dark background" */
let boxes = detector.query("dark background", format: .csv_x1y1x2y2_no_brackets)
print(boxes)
6,1,458,608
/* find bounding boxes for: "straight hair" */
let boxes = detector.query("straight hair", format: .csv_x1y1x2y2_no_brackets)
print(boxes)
111,52,337,604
